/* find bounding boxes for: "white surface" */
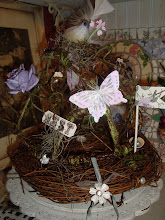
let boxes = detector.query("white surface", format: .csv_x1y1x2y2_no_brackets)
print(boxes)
6,167,163,220
102,0,165,29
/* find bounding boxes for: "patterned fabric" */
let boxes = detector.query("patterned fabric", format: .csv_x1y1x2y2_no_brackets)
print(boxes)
0,208,35,220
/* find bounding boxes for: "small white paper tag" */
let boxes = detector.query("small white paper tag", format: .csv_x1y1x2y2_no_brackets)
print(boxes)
42,111,77,137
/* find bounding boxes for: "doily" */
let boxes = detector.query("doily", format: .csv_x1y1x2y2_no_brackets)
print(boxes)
6,167,163,220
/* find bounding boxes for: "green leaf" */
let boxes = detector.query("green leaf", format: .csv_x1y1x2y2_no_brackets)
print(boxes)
143,61,148,67
152,114,161,121
140,54,145,60
123,146,129,156
115,148,119,153
137,49,142,57
123,42,132,46
144,53,149,60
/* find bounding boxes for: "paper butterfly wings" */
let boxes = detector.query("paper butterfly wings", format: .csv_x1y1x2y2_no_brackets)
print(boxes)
69,70,127,122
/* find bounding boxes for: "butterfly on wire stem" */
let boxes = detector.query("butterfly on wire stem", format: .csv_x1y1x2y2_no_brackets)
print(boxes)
69,70,127,123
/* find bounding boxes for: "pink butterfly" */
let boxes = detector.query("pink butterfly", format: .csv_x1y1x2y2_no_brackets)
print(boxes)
69,70,127,122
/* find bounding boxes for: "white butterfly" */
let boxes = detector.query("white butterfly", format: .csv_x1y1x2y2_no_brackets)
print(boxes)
69,70,127,123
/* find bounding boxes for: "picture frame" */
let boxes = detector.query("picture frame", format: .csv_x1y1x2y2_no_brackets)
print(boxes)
0,0,47,170
0,0,47,72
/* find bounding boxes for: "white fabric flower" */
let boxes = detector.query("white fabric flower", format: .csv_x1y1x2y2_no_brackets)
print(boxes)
117,58,123,63
40,154,49,164
53,72,63,78
89,183,111,205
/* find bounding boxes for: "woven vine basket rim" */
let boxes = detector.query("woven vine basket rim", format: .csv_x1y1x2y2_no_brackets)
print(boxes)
8,124,163,204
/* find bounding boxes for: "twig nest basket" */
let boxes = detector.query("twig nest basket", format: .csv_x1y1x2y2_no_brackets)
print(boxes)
4,38,164,205
8,125,163,204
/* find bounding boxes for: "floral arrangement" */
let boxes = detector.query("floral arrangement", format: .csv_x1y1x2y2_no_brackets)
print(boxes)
89,19,107,39
2,19,163,220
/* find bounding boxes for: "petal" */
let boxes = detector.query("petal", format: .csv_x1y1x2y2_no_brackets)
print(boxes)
20,82,28,92
67,71,72,90
8,89,21,94
26,75,39,91
94,183,102,191
91,195,99,204
97,30,103,36
103,191,111,200
102,25,107,31
7,64,25,78
28,64,35,80
97,19,102,26
67,53,73,61
67,70,79,91
89,187,97,195
101,183,109,192
98,196,106,205
6,79,19,89
18,71,29,86
44,158,49,164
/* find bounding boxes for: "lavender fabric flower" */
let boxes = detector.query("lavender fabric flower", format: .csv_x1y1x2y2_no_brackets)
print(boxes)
6,64,39,94
67,70,80,91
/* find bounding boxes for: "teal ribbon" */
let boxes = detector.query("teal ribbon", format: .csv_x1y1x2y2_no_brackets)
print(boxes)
112,195,119,220
86,157,119,220
86,201,94,220
91,157,102,183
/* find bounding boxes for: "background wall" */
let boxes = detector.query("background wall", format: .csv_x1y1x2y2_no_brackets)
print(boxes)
19,0,165,29
104,0,165,29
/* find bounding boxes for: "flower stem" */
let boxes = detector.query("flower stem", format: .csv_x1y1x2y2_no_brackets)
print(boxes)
88,28,100,41
94,45,110,58
32,101,44,112
106,107,119,146
17,96,31,131
54,134,64,155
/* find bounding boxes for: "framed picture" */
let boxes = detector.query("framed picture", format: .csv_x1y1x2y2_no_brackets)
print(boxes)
0,1,47,138
0,0,47,72
0,0,47,170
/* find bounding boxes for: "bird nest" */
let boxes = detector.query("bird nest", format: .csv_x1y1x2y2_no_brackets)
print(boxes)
8,125,163,204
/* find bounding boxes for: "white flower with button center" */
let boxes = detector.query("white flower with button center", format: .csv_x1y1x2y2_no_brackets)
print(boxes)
40,154,49,165
89,183,111,205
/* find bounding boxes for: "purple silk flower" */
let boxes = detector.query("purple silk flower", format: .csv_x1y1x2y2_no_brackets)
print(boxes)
6,64,39,94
